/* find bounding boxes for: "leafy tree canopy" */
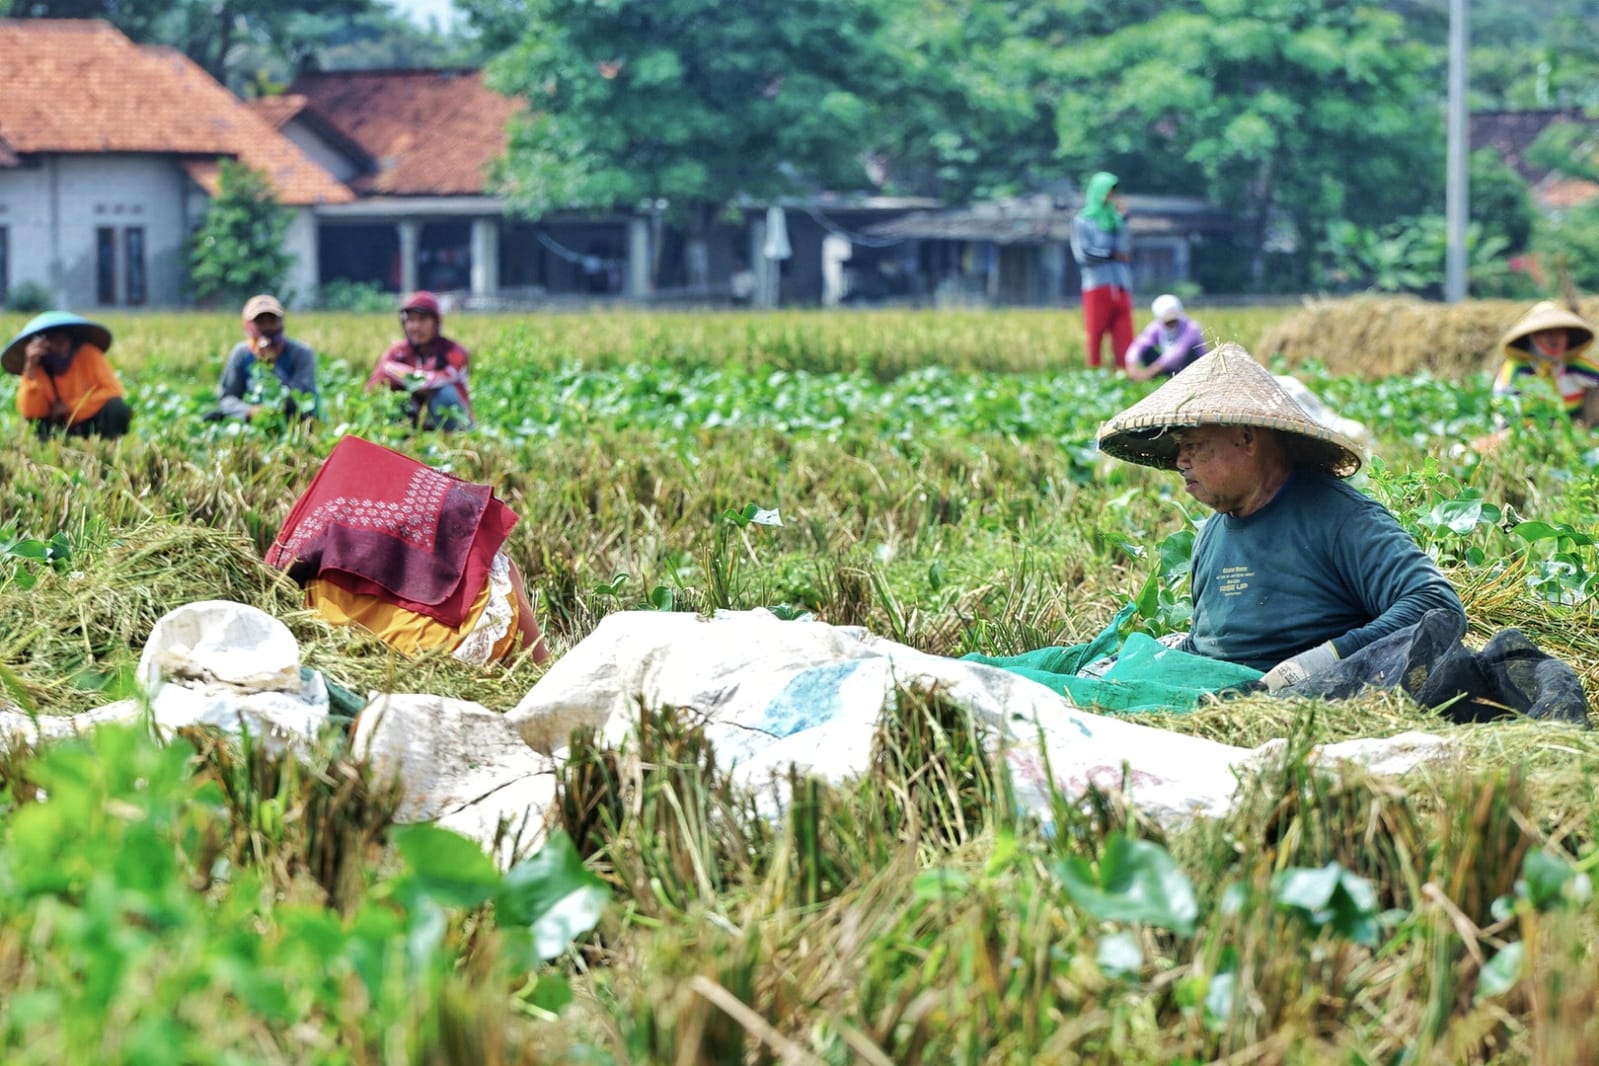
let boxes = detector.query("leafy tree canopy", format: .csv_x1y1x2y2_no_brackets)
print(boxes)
1051,0,1444,289
481,0,887,227
187,160,294,307
4,0,374,88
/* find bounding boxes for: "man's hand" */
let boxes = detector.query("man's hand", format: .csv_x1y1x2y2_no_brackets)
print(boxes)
1260,641,1339,693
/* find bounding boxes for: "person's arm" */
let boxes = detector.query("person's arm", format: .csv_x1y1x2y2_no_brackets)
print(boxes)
367,343,410,391
1070,215,1119,266
1325,495,1465,659
14,360,58,420
1142,320,1208,378
216,345,255,418
1123,325,1159,381
277,342,320,399
1113,222,1133,265
420,341,470,392
1581,384,1599,430
67,347,125,423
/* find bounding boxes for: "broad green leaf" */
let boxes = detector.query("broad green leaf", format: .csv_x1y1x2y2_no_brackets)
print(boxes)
1053,833,1199,936
1476,942,1524,1001
1518,849,1574,912
394,824,501,909
496,831,611,961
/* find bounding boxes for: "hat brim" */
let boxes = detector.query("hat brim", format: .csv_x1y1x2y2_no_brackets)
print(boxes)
1096,343,1364,478
3,318,114,375
1501,304,1595,359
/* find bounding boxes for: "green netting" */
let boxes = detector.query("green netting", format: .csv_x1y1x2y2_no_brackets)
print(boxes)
963,604,1263,714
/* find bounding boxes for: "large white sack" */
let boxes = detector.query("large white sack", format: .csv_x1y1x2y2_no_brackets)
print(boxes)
508,610,1448,825
138,600,327,750
352,694,556,866
0,600,327,753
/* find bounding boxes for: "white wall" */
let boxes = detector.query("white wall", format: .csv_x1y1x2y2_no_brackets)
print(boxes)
283,208,319,308
279,121,364,184
0,154,191,308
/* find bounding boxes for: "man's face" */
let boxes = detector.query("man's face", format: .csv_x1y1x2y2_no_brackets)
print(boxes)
252,313,285,362
401,308,439,346
1530,327,1570,360
26,330,73,361
25,330,75,373
1172,425,1260,515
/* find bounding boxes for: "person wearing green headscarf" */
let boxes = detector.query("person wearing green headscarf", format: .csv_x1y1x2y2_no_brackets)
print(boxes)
1071,171,1134,370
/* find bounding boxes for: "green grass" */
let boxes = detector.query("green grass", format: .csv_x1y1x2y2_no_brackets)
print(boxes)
1,303,1596,1062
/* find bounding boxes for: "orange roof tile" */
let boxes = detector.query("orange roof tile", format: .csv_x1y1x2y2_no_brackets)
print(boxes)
1537,176,1599,212
0,19,350,205
286,69,524,196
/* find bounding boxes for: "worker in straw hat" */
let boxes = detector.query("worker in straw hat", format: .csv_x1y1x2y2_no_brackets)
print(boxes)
1097,344,1588,723
3,310,132,439
1491,300,1598,429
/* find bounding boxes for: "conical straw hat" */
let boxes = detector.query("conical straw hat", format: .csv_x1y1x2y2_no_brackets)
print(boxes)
1096,343,1364,478
1499,301,1594,361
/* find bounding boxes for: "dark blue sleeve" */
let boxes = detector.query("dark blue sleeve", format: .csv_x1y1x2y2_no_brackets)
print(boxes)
1326,492,1465,657
217,344,254,417
277,341,320,398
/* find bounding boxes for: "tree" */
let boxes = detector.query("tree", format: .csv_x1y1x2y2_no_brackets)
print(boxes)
1051,0,1443,291
6,0,373,89
187,160,294,307
480,0,889,286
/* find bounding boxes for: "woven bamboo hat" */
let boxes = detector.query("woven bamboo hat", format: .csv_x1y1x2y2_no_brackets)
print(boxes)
3,311,114,375
1097,343,1364,478
1499,301,1594,361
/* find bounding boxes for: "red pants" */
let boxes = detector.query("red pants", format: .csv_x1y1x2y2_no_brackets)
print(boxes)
1082,285,1133,369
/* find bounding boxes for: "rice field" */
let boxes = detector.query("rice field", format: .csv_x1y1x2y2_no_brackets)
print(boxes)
1,300,1596,1063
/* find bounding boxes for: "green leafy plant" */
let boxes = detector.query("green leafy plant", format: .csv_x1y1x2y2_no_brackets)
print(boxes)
186,159,293,307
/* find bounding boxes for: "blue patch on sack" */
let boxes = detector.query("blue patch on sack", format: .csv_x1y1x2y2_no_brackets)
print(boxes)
756,661,865,738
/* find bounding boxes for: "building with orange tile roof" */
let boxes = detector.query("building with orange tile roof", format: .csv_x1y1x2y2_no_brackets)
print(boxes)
0,18,351,308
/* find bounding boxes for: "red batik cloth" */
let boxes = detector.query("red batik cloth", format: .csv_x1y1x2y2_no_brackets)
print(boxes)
265,435,517,627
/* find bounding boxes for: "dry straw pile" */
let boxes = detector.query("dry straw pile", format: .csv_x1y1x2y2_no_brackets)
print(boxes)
1257,295,1599,378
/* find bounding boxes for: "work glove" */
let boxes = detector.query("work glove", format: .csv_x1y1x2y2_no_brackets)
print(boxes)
1260,641,1339,694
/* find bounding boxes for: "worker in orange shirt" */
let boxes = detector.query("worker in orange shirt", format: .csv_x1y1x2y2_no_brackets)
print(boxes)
3,311,132,439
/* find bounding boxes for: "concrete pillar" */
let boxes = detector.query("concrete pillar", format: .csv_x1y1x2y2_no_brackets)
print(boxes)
625,217,652,299
470,218,499,299
1040,241,1066,305
749,220,780,309
821,235,851,307
398,220,420,295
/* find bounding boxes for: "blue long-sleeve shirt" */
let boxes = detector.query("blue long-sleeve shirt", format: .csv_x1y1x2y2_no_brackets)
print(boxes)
1180,471,1464,671
217,338,320,418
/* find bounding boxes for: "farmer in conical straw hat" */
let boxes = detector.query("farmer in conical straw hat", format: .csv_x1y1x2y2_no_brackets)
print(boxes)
1098,344,1588,723
3,310,132,439
1492,300,1598,429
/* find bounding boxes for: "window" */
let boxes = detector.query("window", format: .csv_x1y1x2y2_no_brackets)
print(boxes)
96,227,117,305
125,227,146,306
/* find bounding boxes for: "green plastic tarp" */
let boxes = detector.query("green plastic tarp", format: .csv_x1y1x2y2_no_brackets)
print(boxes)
962,604,1263,714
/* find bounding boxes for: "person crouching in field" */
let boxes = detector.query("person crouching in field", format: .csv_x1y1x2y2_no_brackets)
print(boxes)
1097,344,1589,725
266,435,548,666
209,293,320,424
3,311,132,440
1493,301,1599,429
366,290,474,431
1125,294,1208,382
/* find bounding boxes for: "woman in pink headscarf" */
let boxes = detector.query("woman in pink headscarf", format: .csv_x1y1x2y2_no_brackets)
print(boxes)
366,290,474,430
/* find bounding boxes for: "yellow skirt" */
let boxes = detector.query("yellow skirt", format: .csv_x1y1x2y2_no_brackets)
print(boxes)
306,549,520,665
